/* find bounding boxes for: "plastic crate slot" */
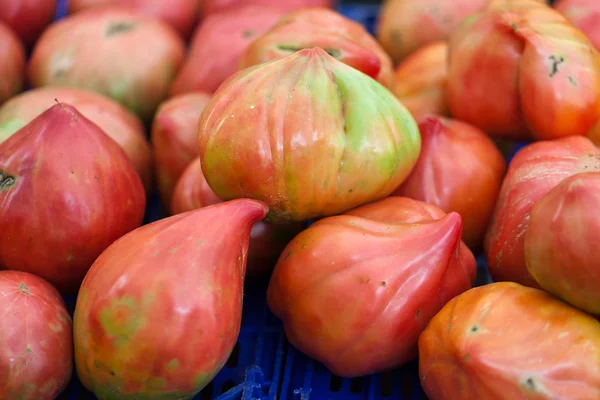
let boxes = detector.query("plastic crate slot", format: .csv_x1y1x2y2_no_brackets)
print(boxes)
200,382,214,400
227,342,241,368
329,375,343,392
400,370,416,399
379,371,394,398
221,380,236,394
350,377,363,393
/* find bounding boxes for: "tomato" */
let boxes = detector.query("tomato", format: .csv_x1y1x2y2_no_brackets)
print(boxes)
447,0,600,140
485,136,600,288
74,199,268,398
0,22,25,105
419,282,600,399
169,5,286,96
555,0,600,51
0,271,73,400
239,8,393,88
268,197,476,377
0,0,56,47
525,171,600,315
198,48,421,223
151,92,212,210
200,0,334,18
0,87,152,192
393,115,506,248
391,42,449,119
28,7,186,122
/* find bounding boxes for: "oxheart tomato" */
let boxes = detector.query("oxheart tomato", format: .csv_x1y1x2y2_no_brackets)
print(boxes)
68,0,201,39
0,87,153,192
169,5,286,96
171,158,303,277
200,0,334,18
268,197,476,377
525,171,600,315
419,282,600,399
198,48,421,223
0,0,56,47
28,7,186,122
448,0,600,140
151,92,212,210
0,22,25,105
375,0,489,63
555,0,600,51
0,271,73,400
485,136,600,288
393,115,506,249
74,199,268,399
391,42,449,119
239,8,393,88
0,104,146,295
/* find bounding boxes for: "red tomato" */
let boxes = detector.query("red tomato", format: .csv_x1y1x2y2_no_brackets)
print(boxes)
448,0,600,140
239,8,393,88
200,0,334,18
393,115,506,248
0,22,25,105
169,5,286,96
74,199,268,398
0,104,146,295
68,0,201,40
151,92,212,210
268,197,476,377
485,136,600,288
0,271,73,400
0,0,56,47
0,87,152,192
419,282,600,399
555,0,600,51
171,157,303,277
28,7,186,122
526,171,600,315
391,42,449,119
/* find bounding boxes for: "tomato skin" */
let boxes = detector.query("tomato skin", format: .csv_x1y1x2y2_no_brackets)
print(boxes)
151,92,212,210
0,0,56,47
68,0,201,40
28,7,186,122
525,171,600,315
485,136,600,288
0,22,25,105
199,0,334,18
376,0,489,63
198,48,421,223
268,197,476,377
169,5,286,96
418,282,600,400
74,199,268,399
448,0,600,140
171,158,303,277
555,0,600,51
0,87,152,192
391,42,449,119
393,115,506,249
239,8,393,88
0,271,73,400
0,104,146,295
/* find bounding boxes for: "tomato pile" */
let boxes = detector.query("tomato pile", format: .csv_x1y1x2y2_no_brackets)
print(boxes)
0,0,599,399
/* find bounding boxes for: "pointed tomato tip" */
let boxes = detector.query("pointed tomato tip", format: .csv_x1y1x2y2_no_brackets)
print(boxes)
438,212,464,244
418,114,445,135
295,47,330,59
229,198,270,221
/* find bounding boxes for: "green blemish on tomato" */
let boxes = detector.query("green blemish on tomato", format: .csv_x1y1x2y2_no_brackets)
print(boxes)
99,296,147,345
0,118,25,143
0,170,16,190
167,359,180,370
40,379,57,394
17,283,29,296
106,22,138,37
193,372,212,389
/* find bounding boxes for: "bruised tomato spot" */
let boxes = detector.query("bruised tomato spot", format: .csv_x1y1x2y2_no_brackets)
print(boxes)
17,282,29,296
0,170,16,189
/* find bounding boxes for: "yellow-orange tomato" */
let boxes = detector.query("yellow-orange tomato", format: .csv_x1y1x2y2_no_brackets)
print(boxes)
391,42,449,119
448,0,600,140
376,0,489,63
419,282,600,399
